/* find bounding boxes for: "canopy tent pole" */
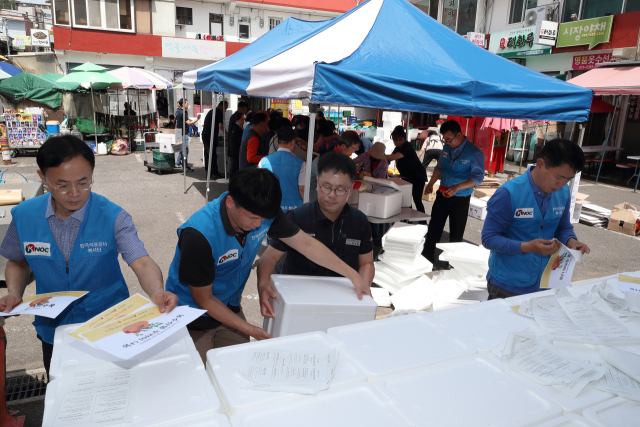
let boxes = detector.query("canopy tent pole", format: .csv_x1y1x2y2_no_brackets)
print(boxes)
337,105,340,133
90,85,98,148
205,92,217,204
595,95,619,184
518,123,527,175
217,93,229,184
183,89,187,194
304,104,318,203
406,111,410,142
487,134,496,177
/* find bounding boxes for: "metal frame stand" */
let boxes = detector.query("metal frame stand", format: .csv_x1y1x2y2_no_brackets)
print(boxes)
595,96,619,184
217,92,229,184
304,104,318,203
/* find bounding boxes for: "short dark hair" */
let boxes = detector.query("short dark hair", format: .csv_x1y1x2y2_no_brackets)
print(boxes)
279,117,292,128
440,120,462,136
238,101,248,109
317,151,356,182
428,130,438,137
318,120,335,137
169,114,175,120
267,119,279,132
177,98,184,107
539,138,585,173
391,125,406,140
228,169,282,219
217,101,228,108
245,111,254,123
251,112,268,126
339,130,361,148
316,111,325,118
37,135,95,174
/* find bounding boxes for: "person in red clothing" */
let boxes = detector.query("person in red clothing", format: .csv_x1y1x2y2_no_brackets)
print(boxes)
239,113,269,170
313,121,340,156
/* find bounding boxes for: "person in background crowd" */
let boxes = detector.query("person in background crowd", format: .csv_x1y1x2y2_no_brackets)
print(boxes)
164,114,176,129
228,114,245,177
354,142,389,179
202,101,228,179
257,152,374,319
385,126,427,213
228,101,248,133
355,136,373,156
268,118,308,162
419,130,444,173
243,110,267,140
482,139,590,300
316,110,325,122
261,118,278,157
258,127,305,212
313,121,340,156
424,120,485,264
0,136,177,378
307,131,360,202
176,98,201,170
294,116,310,142
239,113,269,170
123,102,136,116
165,168,368,362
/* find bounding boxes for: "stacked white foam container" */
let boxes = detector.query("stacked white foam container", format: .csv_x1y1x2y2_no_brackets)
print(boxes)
378,111,403,171
373,223,431,295
43,325,223,427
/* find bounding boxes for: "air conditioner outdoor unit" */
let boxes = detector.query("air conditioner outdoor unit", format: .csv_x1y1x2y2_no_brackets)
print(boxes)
523,6,547,27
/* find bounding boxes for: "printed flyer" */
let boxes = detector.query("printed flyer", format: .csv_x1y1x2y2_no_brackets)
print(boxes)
0,291,88,318
540,242,583,289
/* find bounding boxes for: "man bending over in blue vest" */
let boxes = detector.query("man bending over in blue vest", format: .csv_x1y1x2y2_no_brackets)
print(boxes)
482,139,590,300
165,168,369,363
0,136,178,378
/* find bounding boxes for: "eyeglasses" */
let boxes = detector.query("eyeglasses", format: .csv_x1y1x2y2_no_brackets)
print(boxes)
443,133,460,144
44,175,93,194
319,184,348,197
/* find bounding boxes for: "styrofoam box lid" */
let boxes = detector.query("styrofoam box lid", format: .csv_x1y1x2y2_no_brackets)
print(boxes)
438,247,490,264
270,275,377,314
375,261,421,284
50,324,202,381
229,383,411,427
533,414,599,427
374,355,562,427
470,197,488,208
206,331,367,415
436,242,483,253
427,299,543,353
327,313,476,382
163,414,231,427
382,222,428,244
43,354,221,427
583,397,640,427
484,353,614,415
378,255,432,276
364,176,401,191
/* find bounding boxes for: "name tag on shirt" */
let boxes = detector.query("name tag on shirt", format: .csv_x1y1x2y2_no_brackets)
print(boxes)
460,159,470,165
514,208,535,218
346,239,361,247
553,206,565,216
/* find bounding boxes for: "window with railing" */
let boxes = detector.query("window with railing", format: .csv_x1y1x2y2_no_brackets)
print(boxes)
563,0,640,22
54,0,135,31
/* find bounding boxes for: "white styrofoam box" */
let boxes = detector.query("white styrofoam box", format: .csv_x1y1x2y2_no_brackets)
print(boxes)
358,181,402,219
390,276,435,311
370,287,391,307
375,355,563,427
382,111,403,122
431,278,468,301
583,397,640,427
263,275,377,338
375,127,385,138
164,414,231,427
379,248,421,263
427,299,543,353
533,414,599,427
378,253,432,275
229,383,411,427
431,299,480,312
381,240,425,257
206,331,367,415
327,313,476,382
373,269,415,294
436,242,490,265
50,324,202,381
43,353,221,427
383,221,428,244
376,261,421,284
469,197,488,220
484,353,614,415
386,178,413,207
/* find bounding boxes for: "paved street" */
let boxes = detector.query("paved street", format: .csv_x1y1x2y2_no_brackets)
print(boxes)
2,140,640,425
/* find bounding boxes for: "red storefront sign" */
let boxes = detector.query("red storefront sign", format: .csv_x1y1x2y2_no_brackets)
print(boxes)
572,53,612,70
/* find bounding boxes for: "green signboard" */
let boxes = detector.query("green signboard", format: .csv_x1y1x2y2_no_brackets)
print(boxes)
557,15,613,49
488,26,551,58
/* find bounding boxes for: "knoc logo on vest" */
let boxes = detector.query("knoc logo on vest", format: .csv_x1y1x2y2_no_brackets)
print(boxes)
23,242,51,256
218,249,239,265
514,208,534,218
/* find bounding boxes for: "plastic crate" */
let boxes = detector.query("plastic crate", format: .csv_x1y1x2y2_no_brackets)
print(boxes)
153,149,175,168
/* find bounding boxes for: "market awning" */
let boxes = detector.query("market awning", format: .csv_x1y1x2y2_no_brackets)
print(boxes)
590,97,615,113
184,0,593,122
568,62,640,96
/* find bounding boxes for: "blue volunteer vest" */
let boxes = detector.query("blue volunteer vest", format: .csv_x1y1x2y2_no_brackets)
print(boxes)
488,172,569,289
166,193,273,314
440,140,481,197
12,193,128,344
260,150,304,212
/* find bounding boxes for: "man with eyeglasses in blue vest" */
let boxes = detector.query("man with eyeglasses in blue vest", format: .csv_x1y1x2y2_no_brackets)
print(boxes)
0,136,177,378
482,139,590,300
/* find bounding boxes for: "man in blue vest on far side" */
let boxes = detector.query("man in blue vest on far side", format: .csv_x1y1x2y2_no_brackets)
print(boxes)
258,127,305,212
0,136,178,378
424,120,485,264
482,139,590,300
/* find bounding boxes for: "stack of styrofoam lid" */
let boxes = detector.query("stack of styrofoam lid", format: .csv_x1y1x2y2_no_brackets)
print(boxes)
390,276,436,312
372,265,417,295
437,242,490,288
164,414,232,426
373,256,432,295
381,222,427,259
426,299,543,353
229,383,411,427
484,352,614,415
583,397,639,427
374,355,562,427
534,414,599,427
49,323,204,381
205,331,367,416
327,313,476,382
43,352,222,426
378,252,432,276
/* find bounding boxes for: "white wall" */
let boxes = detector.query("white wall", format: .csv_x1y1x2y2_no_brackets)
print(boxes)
485,0,565,34
153,0,176,36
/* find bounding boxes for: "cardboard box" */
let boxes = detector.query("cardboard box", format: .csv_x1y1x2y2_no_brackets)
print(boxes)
0,189,23,205
608,203,640,236
468,197,487,221
422,182,440,202
386,178,413,207
474,188,497,199
358,178,402,219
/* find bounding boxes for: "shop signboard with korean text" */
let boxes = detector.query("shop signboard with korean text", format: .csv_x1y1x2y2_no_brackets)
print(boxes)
12,36,30,50
271,98,289,119
443,0,457,31
534,21,558,46
161,37,225,61
557,16,612,49
467,32,485,48
30,29,50,47
571,53,611,70
488,26,551,58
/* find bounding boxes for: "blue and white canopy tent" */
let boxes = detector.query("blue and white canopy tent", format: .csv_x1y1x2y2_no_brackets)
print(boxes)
184,0,593,201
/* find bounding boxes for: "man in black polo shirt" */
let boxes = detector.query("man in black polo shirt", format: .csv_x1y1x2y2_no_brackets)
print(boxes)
257,152,375,318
